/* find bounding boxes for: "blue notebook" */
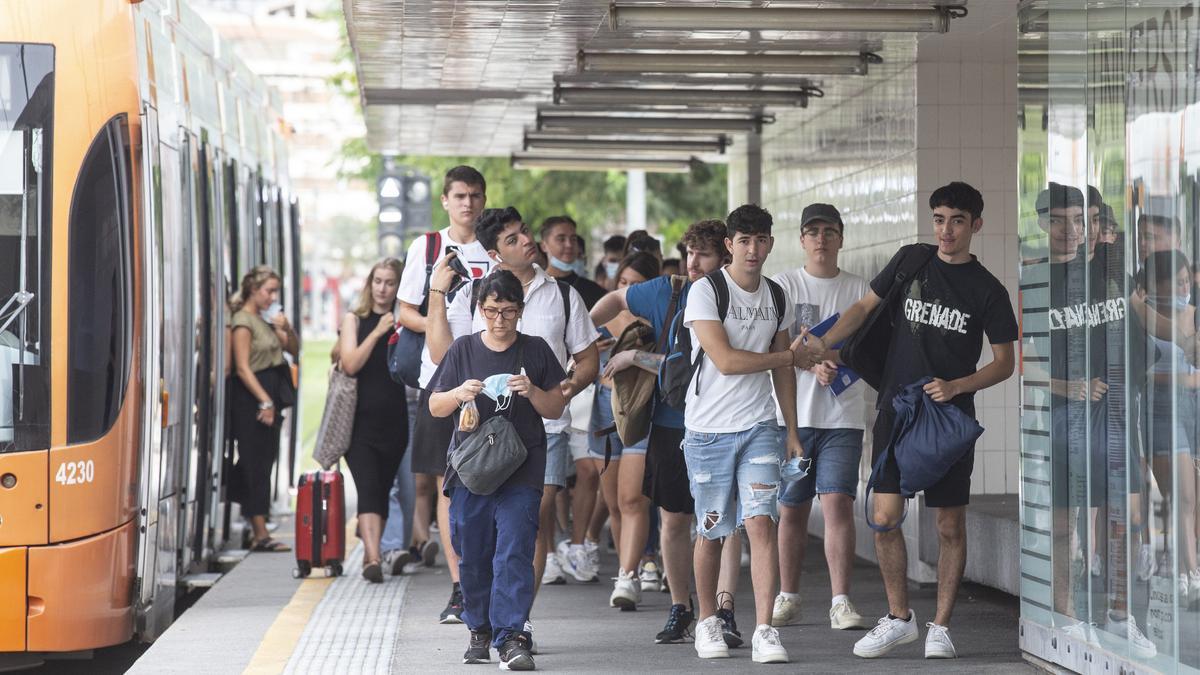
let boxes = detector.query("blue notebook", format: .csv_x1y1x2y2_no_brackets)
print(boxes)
806,313,860,396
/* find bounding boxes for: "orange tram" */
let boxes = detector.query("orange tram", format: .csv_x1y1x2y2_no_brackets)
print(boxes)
0,0,300,662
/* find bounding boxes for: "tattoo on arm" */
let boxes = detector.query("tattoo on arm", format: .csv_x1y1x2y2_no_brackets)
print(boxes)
633,351,665,373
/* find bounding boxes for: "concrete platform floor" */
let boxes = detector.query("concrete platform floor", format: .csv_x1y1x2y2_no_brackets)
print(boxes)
133,516,1033,674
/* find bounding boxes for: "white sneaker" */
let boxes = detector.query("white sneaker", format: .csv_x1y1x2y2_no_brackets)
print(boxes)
853,611,919,658
562,543,598,583
1090,553,1102,577
1136,544,1157,581
639,561,662,592
524,620,538,655
1062,621,1100,647
751,624,789,664
830,598,870,630
694,615,730,659
542,553,566,586
1180,573,1190,597
585,539,600,571
1106,614,1156,659
610,568,641,610
924,622,956,659
771,594,801,627
1189,568,1200,604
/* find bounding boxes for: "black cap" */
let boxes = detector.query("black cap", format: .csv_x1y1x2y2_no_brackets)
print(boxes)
1035,182,1085,214
800,203,842,228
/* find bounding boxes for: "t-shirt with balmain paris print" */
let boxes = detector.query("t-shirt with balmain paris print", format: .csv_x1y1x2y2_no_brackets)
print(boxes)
870,243,1018,415
683,267,796,434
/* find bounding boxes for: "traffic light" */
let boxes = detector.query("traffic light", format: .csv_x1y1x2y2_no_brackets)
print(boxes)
377,160,432,257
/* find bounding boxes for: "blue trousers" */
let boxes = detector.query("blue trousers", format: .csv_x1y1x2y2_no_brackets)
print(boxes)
381,396,418,553
449,484,541,647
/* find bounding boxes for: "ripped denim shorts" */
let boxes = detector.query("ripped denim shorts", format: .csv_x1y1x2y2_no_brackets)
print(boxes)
682,421,784,540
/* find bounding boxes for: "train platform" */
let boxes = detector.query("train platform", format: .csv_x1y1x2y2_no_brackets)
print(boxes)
129,516,1031,674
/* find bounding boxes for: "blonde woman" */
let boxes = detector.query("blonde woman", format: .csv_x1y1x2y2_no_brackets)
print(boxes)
335,258,409,582
230,266,299,552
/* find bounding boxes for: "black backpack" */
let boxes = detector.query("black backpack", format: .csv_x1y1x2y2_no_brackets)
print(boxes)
658,271,787,412
387,231,441,387
839,244,935,391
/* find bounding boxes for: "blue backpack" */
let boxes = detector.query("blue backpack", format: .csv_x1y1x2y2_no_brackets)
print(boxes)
658,271,786,412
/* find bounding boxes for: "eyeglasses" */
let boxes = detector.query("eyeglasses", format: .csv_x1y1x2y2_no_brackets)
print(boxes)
481,306,520,321
802,227,842,240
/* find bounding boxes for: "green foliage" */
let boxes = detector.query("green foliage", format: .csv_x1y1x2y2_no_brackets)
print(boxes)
327,2,728,254
336,140,728,251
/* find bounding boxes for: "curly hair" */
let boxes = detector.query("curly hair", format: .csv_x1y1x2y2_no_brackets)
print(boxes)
682,219,728,258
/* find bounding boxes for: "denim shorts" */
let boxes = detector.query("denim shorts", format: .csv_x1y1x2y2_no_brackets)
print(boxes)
544,432,572,488
588,384,648,460
682,421,784,540
779,428,864,506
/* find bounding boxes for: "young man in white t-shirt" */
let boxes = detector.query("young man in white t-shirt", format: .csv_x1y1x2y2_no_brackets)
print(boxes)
395,165,490,624
426,206,599,647
684,204,804,664
768,203,872,632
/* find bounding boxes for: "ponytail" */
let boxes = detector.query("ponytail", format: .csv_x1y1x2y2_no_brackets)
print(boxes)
230,265,280,313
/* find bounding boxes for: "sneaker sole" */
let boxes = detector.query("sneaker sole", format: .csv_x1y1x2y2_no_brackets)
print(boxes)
611,596,638,611
640,582,661,592
388,554,414,576
696,648,731,659
499,655,535,671
752,650,789,664
423,542,440,567
440,615,464,625
463,656,491,664
542,576,567,586
853,630,918,658
570,574,599,583
925,648,957,659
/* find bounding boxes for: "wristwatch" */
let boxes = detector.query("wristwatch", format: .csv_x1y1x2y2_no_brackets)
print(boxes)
258,401,274,411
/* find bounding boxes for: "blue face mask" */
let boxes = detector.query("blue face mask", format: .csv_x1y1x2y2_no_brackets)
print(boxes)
481,373,513,411
780,456,812,483
548,255,575,272
571,258,589,277
604,261,620,279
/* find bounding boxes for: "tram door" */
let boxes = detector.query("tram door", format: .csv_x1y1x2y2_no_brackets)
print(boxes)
178,131,207,574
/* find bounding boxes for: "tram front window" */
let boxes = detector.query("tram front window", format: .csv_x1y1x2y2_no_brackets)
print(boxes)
0,43,52,451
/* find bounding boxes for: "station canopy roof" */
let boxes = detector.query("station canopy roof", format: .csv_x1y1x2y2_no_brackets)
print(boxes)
343,1,971,162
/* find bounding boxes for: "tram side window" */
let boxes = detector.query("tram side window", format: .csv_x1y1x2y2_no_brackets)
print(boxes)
67,116,133,443
0,44,54,452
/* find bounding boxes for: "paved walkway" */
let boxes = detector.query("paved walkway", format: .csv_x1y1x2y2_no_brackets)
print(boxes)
393,540,1030,673
134,522,1031,674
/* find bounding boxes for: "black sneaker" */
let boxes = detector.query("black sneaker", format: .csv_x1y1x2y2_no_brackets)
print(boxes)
498,635,535,671
463,629,492,664
716,607,743,648
655,603,695,644
439,584,464,624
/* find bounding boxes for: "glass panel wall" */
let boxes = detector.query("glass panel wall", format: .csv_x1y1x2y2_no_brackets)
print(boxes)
1019,1,1200,671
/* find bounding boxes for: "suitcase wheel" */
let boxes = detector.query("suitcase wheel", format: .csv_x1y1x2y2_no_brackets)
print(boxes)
327,562,342,577
295,560,312,578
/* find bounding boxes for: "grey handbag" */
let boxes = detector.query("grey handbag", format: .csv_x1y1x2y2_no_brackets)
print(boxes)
313,365,356,470
449,338,528,495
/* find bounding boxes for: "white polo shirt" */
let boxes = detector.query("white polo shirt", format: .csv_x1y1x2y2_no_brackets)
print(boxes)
447,264,599,433
397,226,493,389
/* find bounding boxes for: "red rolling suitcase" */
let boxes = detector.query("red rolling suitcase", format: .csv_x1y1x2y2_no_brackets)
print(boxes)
294,469,346,578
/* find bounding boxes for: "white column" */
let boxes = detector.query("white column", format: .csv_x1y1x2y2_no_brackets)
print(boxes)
626,169,646,233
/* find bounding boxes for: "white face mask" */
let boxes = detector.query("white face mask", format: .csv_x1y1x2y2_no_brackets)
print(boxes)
604,261,620,278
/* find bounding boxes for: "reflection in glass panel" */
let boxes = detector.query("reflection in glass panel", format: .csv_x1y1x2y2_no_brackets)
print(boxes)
1019,0,1200,671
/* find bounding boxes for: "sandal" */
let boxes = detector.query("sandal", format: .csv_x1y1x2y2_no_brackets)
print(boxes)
251,537,291,552
362,560,383,583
